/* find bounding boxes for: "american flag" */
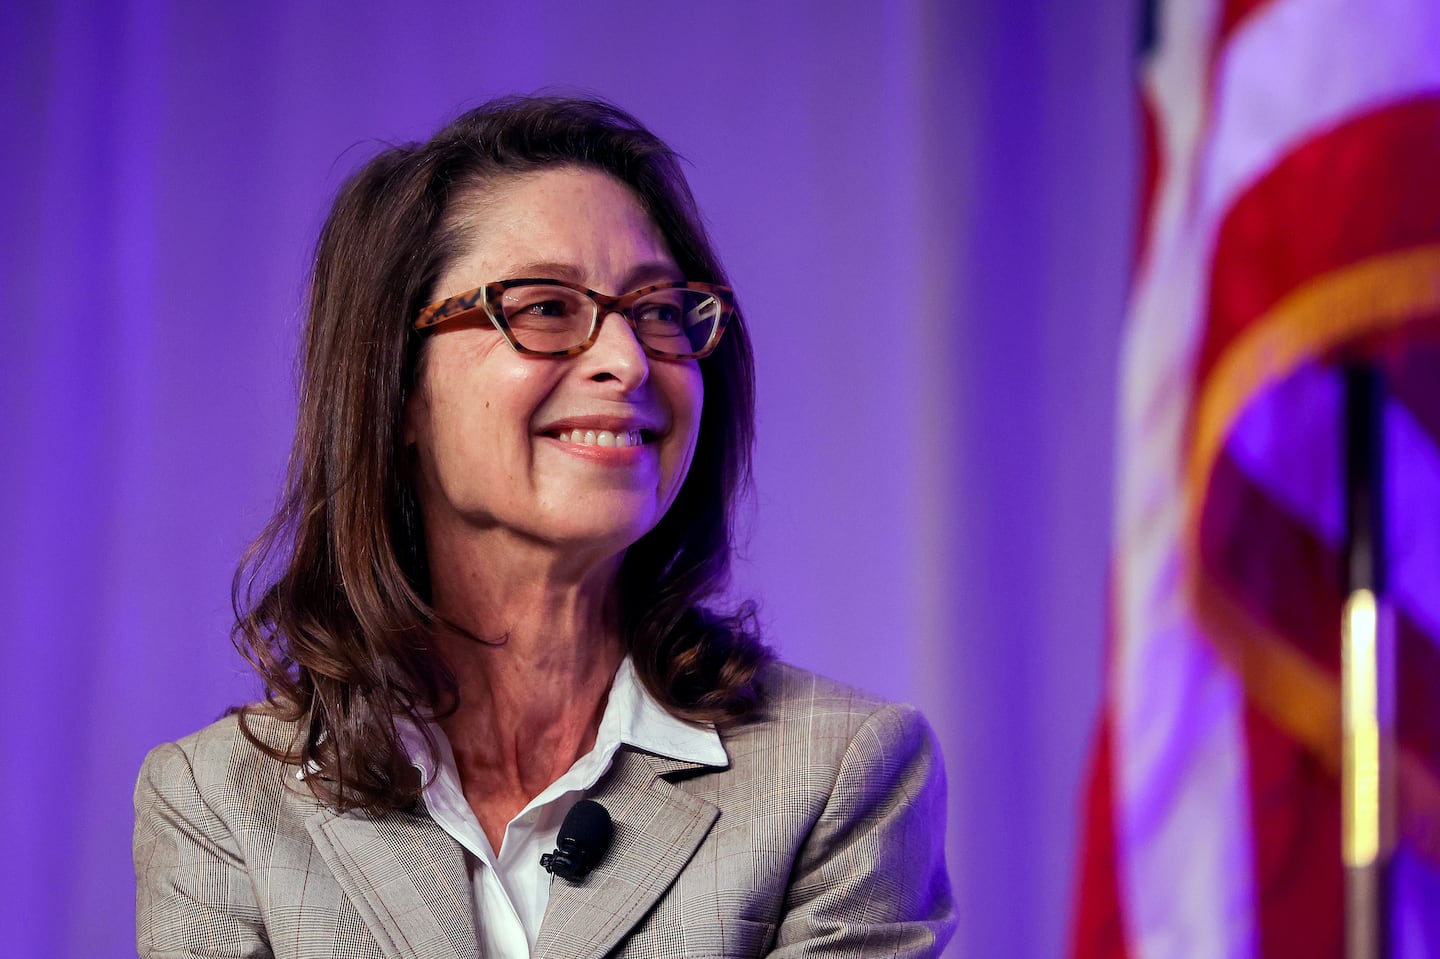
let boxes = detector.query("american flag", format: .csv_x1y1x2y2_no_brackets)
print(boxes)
1072,1,1440,956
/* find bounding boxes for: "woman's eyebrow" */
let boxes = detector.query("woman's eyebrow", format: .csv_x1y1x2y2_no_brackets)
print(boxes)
502,261,586,283
499,260,685,290
620,261,686,288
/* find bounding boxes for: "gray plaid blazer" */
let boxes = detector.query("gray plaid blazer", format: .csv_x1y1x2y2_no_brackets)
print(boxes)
134,663,955,958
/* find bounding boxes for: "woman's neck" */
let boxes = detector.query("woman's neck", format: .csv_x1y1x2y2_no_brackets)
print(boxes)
426,533,627,846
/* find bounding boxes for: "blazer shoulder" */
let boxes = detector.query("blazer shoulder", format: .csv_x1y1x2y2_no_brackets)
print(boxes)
737,660,938,766
167,706,299,764
754,659,920,723
138,708,310,819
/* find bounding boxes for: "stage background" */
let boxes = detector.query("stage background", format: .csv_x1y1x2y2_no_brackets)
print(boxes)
0,2,1135,956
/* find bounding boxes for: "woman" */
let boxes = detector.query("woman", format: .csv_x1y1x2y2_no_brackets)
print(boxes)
134,95,954,959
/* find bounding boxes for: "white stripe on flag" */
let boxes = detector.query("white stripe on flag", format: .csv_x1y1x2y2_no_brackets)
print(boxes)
1206,0,1440,222
1119,0,1249,955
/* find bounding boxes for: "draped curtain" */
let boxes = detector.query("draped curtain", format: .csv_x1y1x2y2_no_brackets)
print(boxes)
0,2,1135,956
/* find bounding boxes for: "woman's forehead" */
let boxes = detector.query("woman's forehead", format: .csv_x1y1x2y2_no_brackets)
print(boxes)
440,167,677,292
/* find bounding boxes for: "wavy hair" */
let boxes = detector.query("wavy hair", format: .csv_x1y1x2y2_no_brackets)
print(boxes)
233,95,769,814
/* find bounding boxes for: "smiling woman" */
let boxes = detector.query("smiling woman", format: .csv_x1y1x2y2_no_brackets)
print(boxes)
407,168,706,585
132,95,956,959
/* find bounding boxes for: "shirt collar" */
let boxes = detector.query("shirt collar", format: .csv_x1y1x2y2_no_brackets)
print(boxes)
600,657,729,767
396,656,728,788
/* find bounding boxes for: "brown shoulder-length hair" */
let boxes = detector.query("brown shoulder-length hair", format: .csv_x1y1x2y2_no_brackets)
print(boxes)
234,95,770,815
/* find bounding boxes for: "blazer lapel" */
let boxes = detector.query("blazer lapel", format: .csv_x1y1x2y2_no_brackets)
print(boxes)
307,805,480,959
533,749,720,959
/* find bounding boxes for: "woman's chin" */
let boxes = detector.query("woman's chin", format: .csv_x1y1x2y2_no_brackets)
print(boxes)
544,513,662,558
487,496,663,560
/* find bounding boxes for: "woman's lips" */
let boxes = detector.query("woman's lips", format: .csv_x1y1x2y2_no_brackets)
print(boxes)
539,426,658,465
548,427,645,448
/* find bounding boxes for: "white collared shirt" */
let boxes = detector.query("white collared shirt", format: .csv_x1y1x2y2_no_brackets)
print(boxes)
395,658,728,959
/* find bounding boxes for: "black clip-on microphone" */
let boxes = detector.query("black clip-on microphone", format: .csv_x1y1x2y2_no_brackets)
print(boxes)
540,799,613,881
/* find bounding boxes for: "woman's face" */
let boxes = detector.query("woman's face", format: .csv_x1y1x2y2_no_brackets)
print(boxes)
405,166,704,567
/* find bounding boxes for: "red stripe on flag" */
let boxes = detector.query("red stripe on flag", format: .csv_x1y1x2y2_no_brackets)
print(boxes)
1069,708,1132,959
1198,96,1440,386
1217,0,1281,48
1200,450,1340,674
1244,700,1345,959
1133,89,1163,276
1398,614,1440,771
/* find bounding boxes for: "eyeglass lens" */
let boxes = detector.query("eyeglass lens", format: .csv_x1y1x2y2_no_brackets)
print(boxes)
496,285,721,355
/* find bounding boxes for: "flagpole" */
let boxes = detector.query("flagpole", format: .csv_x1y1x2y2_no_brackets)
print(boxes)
1341,363,1394,959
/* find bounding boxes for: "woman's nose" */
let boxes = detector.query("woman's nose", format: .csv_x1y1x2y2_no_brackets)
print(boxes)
580,309,650,390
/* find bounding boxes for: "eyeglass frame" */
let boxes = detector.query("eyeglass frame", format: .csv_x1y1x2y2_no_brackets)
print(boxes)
412,277,736,360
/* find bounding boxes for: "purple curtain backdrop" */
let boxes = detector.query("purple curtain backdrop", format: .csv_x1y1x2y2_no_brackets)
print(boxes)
0,2,1135,956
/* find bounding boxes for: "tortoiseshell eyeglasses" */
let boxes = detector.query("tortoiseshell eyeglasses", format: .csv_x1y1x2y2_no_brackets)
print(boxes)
413,278,734,360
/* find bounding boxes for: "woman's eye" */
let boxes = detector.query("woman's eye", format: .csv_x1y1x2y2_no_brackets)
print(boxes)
520,299,569,317
637,304,683,327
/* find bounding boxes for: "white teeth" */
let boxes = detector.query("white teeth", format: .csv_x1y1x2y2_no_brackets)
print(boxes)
557,428,644,447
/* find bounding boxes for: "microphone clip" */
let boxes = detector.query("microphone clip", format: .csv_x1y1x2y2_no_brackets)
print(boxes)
540,838,594,881
540,799,612,882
